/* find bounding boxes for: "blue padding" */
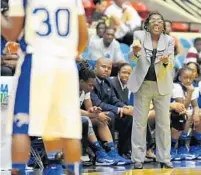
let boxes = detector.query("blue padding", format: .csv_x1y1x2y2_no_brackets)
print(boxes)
174,55,185,69
180,38,191,49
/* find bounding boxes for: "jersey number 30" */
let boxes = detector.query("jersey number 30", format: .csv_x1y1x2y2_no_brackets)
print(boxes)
33,8,70,37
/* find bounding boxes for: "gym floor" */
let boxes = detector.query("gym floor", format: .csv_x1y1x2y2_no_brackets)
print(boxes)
82,160,201,175
1,160,201,175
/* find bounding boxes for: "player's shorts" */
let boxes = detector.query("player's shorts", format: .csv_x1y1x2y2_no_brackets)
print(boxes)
7,53,82,139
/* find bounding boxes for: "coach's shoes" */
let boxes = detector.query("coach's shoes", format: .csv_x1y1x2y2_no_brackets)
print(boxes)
95,149,117,166
134,162,143,169
160,162,173,169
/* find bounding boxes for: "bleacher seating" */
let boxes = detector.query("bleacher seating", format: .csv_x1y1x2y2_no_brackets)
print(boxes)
172,23,189,32
83,0,95,23
130,2,149,21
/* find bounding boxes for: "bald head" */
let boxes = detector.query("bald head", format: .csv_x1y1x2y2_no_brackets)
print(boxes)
95,57,112,79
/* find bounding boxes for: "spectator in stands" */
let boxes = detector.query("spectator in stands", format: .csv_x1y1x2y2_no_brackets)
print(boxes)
89,21,106,44
185,37,201,64
92,0,107,22
128,12,175,169
165,20,183,56
90,57,133,158
104,0,141,45
88,27,124,63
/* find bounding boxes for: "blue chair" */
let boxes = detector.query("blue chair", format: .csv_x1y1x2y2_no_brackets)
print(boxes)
87,60,96,70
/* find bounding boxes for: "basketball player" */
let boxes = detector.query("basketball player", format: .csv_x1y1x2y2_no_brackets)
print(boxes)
1,0,88,174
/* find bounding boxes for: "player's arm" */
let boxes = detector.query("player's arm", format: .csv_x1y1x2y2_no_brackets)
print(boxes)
1,16,24,41
77,15,88,58
1,0,24,41
77,0,88,59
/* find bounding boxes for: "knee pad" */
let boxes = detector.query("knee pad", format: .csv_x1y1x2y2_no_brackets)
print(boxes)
171,111,187,131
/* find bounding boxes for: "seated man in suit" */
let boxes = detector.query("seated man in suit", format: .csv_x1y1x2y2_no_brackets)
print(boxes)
90,57,133,157
77,60,131,165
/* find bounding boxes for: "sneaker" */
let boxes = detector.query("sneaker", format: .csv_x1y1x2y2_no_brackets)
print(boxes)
43,164,64,175
170,147,180,161
177,146,196,160
95,149,117,166
189,145,201,160
107,149,132,165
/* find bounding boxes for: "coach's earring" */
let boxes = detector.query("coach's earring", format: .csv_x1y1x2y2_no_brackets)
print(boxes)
160,162,173,168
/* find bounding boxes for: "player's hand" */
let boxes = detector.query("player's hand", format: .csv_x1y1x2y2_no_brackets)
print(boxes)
122,8,132,22
159,54,171,64
1,54,19,68
120,106,133,118
132,40,141,57
123,106,134,116
171,102,186,114
192,114,200,127
119,108,125,118
97,112,111,125
1,54,18,61
185,85,195,93
110,15,121,26
88,106,102,113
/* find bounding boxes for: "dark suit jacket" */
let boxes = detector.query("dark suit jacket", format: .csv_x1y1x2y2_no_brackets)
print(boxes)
90,78,125,116
111,77,129,105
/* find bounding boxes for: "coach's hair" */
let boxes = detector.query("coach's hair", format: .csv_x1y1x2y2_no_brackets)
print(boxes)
77,60,96,81
144,11,166,34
